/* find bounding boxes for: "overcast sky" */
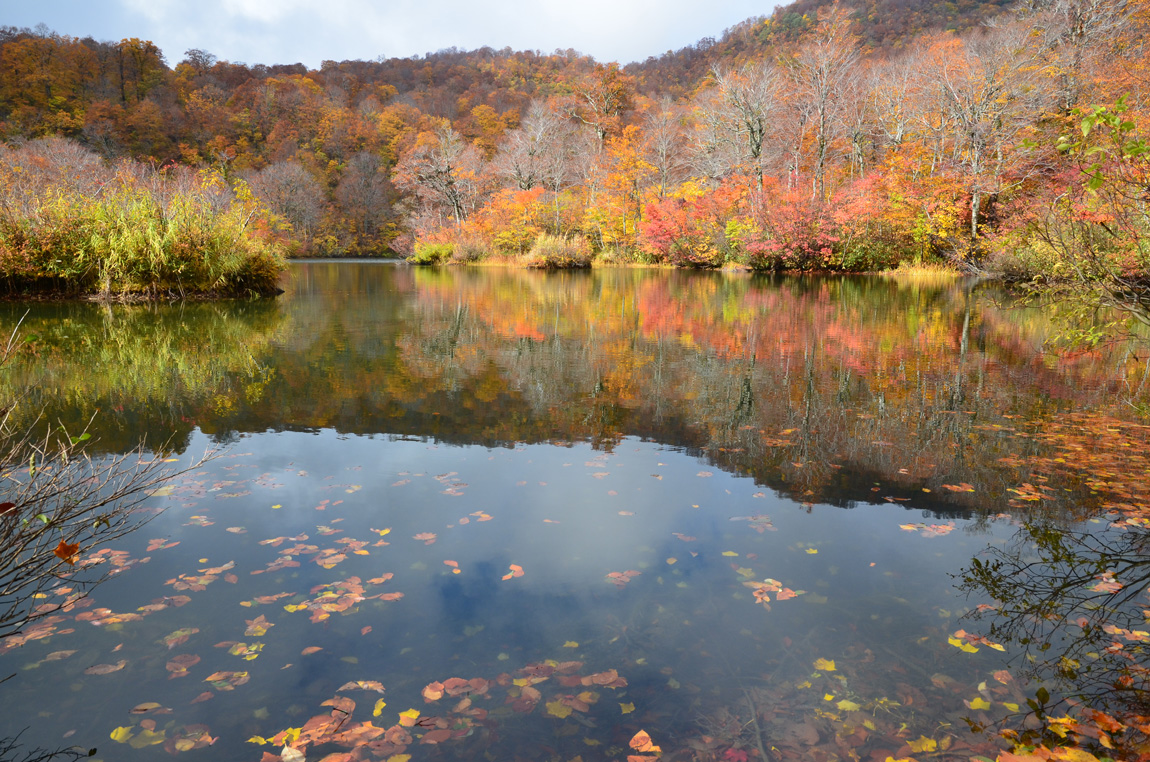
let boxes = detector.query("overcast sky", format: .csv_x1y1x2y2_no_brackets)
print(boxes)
1,0,776,68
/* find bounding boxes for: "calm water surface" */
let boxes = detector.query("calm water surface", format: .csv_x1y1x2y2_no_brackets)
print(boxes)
2,264,1148,761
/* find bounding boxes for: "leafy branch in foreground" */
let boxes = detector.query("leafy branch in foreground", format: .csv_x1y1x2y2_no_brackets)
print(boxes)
1012,97,1150,333
959,517,1150,754
0,324,210,655
0,730,94,762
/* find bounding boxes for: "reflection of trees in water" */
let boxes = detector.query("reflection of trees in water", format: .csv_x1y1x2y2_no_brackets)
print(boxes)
960,519,1150,754
9,265,1150,516
0,299,283,453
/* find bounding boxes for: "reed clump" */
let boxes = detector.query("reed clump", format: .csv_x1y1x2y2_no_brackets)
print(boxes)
0,138,286,298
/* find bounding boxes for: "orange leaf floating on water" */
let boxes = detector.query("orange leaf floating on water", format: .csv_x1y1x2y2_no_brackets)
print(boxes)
502,564,524,580
321,695,356,715
84,659,127,675
337,680,385,694
413,532,437,545
629,730,662,753
421,728,453,744
189,692,213,704
301,646,323,656
54,540,80,565
361,625,372,636
166,654,200,678
423,682,445,702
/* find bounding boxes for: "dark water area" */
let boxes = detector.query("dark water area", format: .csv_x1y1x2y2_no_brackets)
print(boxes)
2,263,1149,761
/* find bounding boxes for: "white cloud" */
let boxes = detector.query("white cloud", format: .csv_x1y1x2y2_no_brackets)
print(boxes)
3,0,777,67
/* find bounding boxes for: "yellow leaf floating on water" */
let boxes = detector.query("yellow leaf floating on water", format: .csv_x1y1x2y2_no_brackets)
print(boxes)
948,636,979,653
1003,702,1020,711
128,729,166,749
814,658,836,672
373,698,387,717
620,702,635,714
563,641,579,648
722,551,739,557
837,699,861,711
907,736,937,753
387,756,412,762
885,758,915,762
966,696,991,710
110,726,135,743
824,693,835,701
546,700,573,718
398,709,420,727
805,548,818,554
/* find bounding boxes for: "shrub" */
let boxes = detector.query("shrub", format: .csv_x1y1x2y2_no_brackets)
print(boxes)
0,142,287,297
409,242,455,265
521,234,592,268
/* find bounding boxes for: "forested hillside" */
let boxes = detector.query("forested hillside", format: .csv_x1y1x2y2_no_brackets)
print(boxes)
1,0,1148,292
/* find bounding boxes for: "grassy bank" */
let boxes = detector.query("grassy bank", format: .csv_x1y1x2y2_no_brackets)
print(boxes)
0,139,287,299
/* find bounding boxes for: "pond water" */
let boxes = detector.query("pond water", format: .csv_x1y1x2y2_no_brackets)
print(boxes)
2,263,1149,762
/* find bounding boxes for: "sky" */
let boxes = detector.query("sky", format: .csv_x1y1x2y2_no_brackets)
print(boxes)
1,0,776,69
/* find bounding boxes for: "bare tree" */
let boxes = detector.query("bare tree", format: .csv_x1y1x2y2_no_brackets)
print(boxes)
245,160,326,239
642,97,690,198
335,151,392,241
393,122,485,225
784,3,860,200
697,63,782,189
493,101,565,191
928,22,1048,240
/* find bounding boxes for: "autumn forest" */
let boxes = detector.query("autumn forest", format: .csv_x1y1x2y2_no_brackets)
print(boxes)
1,0,1148,298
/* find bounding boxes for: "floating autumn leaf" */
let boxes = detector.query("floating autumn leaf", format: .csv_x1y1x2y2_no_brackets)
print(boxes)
245,615,274,636
1088,572,1123,593
502,564,524,581
620,702,635,714
321,695,356,715
130,702,169,714
338,680,385,694
545,699,573,718
906,736,937,753
965,696,992,710
948,636,979,653
54,539,80,565
398,709,421,727
165,724,216,753
204,671,250,691
606,570,640,588
160,628,199,650
301,647,323,656
813,658,836,672
84,659,127,675
166,654,201,678
629,730,662,753
413,532,437,545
